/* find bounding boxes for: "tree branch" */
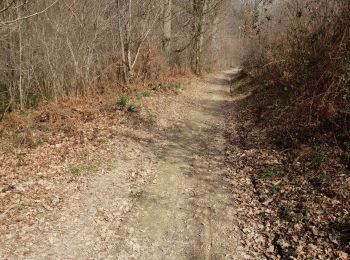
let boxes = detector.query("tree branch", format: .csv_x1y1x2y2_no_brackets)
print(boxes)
0,0,16,14
0,0,60,25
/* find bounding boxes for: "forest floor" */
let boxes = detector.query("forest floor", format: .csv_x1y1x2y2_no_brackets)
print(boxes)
0,70,265,259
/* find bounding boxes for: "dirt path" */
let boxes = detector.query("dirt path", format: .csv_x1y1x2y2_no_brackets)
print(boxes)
1,71,250,259
111,71,246,259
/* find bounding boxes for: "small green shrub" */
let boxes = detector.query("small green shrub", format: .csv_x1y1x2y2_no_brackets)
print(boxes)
117,95,128,109
127,103,138,112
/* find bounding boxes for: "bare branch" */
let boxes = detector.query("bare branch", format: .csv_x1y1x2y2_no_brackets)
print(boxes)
0,0,16,14
0,0,60,25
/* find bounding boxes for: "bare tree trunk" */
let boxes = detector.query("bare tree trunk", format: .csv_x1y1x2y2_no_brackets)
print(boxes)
126,0,133,79
191,0,206,74
198,0,209,71
163,0,172,65
117,0,130,84
17,5,24,110
117,0,134,84
211,14,219,66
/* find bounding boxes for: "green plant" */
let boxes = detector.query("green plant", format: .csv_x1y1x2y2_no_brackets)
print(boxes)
136,91,151,100
271,183,283,194
127,103,138,112
117,95,128,109
69,165,98,174
279,206,291,219
69,166,82,174
262,168,278,180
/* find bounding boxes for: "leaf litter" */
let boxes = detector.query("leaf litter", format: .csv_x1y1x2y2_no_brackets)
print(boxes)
0,78,192,258
225,78,350,259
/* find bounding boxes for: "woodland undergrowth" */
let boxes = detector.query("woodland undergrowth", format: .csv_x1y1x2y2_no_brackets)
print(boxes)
234,0,350,258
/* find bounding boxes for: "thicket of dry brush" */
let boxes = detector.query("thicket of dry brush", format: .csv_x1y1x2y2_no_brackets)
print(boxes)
242,0,350,138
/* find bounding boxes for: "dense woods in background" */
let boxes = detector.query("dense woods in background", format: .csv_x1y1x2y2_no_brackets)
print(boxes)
242,0,350,138
0,0,240,116
1,0,349,133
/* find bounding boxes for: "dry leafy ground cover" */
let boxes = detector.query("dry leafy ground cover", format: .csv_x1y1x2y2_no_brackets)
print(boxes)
0,75,192,256
2,69,349,259
225,74,350,259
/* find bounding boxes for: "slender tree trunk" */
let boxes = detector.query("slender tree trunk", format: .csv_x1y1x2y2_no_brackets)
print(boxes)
126,0,133,79
191,0,206,74
198,0,209,71
17,6,24,110
117,0,131,84
163,0,172,65
211,15,219,67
